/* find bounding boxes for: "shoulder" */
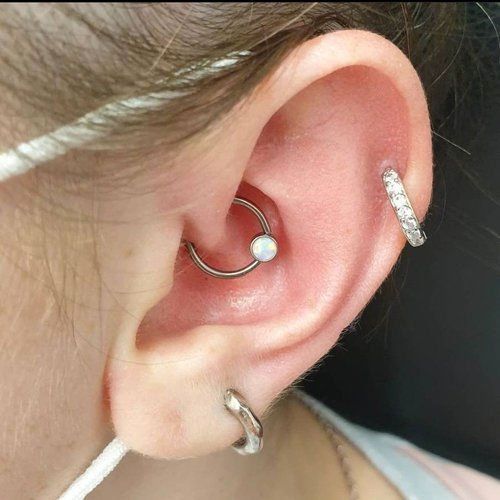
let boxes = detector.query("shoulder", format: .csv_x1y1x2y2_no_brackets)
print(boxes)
399,444,500,500
295,391,500,499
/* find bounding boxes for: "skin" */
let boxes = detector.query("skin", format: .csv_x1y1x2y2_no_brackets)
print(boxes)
0,25,498,499
91,396,401,499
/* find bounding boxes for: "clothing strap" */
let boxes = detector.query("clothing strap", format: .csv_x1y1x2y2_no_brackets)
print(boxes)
295,390,456,500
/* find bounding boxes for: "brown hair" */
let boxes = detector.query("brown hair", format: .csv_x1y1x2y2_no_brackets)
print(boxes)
0,3,494,161
1,3,497,276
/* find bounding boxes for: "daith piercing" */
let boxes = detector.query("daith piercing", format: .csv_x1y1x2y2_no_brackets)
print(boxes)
185,197,278,279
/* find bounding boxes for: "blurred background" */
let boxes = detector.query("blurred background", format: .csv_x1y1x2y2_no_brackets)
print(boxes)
303,2,500,478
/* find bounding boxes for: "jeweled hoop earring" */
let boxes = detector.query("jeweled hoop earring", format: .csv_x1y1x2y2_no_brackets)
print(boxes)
185,197,278,279
382,167,427,247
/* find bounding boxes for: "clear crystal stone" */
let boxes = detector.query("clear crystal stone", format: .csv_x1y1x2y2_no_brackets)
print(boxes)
397,206,412,218
391,194,407,208
387,181,404,196
250,235,278,262
402,217,418,230
383,169,399,183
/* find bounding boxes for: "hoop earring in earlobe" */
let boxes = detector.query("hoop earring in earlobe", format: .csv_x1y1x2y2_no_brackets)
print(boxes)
224,389,263,455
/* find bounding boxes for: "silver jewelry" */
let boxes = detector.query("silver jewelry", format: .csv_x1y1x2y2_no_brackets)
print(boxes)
382,167,427,247
185,197,278,279
224,389,263,455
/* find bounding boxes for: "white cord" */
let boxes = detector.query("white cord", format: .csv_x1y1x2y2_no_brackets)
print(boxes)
0,93,169,183
58,438,129,500
0,52,247,183
0,52,246,499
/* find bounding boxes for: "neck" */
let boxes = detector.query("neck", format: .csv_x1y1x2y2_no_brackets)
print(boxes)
89,395,349,500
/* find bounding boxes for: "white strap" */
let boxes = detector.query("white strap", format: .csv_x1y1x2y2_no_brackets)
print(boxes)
0,52,247,184
58,438,129,500
0,52,246,500
0,94,167,183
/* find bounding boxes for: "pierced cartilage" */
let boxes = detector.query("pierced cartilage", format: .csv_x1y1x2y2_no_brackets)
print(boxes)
185,197,278,279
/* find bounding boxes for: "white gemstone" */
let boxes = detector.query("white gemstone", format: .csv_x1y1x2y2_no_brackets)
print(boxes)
391,194,407,208
383,169,399,183
387,181,404,196
397,206,412,218
402,217,418,230
250,235,278,262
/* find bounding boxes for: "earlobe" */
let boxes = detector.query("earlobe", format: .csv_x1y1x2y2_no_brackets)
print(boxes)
106,30,432,459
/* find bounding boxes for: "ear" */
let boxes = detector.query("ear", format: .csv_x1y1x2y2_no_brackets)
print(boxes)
106,30,432,458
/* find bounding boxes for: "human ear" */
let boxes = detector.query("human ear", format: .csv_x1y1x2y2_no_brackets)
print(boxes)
106,30,432,458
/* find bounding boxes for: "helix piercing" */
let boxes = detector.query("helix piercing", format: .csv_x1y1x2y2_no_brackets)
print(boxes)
185,197,278,279
224,389,263,455
382,167,427,247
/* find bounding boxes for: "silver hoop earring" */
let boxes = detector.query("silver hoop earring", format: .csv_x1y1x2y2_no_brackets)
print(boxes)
185,197,278,279
382,167,427,247
224,389,263,455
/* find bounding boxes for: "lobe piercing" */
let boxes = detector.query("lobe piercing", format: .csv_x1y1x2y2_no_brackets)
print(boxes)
224,389,263,455
382,167,427,247
185,197,278,279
